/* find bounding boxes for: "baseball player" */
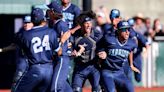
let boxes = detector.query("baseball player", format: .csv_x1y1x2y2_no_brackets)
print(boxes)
12,8,60,92
47,2,80,92
97,20,140,92
11,15,34,90
103,9,122,35
61,0,81,29
96,9,122,92
0,15,34,90
71,11,102,92
60,0,81,83
123,18,149,82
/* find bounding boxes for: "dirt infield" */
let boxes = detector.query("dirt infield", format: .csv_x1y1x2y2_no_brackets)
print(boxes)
83,87,164,92
1,87,164,92
0,90,10,92
135,87,164,92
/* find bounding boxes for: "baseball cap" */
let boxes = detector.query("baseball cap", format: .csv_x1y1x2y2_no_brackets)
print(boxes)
82,17,92,23
31,8,45,23
48,1,62,14
117,20,130,31
24,15,31,23
110,9,120,20
32,4,50,16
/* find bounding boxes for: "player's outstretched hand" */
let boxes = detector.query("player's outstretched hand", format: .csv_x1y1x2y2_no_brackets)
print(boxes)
130,65,140,73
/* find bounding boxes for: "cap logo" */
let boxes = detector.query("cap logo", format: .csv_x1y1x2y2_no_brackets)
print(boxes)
83,17,92,23
122,22,128,26
85,17,90,21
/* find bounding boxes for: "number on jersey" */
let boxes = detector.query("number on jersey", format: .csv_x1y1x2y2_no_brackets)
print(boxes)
32,35,51,53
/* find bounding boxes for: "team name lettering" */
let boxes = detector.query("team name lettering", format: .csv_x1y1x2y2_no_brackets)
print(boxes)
63,12,74,20
108,49,129,58
63,12,75,28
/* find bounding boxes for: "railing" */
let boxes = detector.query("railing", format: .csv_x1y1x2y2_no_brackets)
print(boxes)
141,36,164,87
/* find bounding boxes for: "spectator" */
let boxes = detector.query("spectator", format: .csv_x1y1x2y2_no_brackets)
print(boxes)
153,18,164,36
133,13,147,35
144,17,154,38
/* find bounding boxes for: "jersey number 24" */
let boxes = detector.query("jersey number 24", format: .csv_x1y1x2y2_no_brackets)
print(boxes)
32,35,51,53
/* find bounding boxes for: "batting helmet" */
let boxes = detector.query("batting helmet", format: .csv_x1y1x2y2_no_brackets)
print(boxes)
110,9,120,20
127,18,135,26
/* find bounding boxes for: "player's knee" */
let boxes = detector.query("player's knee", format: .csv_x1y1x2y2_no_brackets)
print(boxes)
73,87,82,92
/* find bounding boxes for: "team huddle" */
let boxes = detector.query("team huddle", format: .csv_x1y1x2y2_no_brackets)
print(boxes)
9,0,149,92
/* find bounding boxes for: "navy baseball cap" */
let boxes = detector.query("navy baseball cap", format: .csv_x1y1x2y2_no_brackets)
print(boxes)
24,15,31,23
117,20,130,31
110,9,120,20
48,1,62,14
127,18,135,26
31,8,45,23
83,17,92,23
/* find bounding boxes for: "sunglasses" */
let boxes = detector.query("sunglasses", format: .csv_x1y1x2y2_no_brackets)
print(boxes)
120,28,129,32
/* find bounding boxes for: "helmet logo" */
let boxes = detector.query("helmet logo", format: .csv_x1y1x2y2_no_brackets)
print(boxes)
113,10,119,14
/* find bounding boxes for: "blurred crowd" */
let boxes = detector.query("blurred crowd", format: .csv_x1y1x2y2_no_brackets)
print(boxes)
95,6,164,40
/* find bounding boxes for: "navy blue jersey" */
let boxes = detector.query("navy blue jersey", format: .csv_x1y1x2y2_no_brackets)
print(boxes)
90,28,103,42
14,28,27,46
129,27,148,55
101,23,113,34
62,3,81,29
129,27,137,39
135,32,148,54
53,19,70,56
53,19,69,38
20,26,58,64
98,35,137,71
